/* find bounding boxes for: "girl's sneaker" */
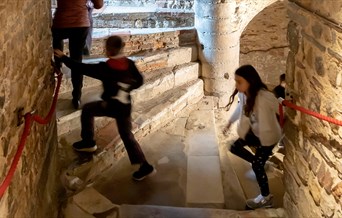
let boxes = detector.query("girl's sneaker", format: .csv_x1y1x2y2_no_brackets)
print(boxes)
72,140,97,152
246,194,273,209
132,163,156,181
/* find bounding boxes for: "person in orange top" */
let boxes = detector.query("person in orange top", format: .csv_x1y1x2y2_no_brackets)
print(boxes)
52,0,104,109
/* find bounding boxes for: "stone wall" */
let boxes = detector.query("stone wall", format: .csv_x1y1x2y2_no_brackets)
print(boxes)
66,29,196,58
104,0,194,10
284,1,342,217
240,1,289,87
93,11,194,29
0,1,60,217
88,30,183,57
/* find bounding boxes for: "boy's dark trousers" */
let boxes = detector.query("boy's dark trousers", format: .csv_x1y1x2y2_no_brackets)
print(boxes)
81,100,147,165
52,27,89,101
230,130,274,196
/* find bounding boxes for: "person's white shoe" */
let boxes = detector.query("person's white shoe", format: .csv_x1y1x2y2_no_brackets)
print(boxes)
246,194,273,209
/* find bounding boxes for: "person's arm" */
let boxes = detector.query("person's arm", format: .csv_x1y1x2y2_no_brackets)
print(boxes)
223,92,243,135
91,0,103,9
54,49,105,80
129,60,144,90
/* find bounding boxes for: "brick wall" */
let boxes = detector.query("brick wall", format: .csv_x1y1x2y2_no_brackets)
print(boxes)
284,1,342,217
0,1,60,217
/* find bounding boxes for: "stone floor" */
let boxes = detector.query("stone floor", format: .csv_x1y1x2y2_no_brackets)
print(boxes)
60,97,285,218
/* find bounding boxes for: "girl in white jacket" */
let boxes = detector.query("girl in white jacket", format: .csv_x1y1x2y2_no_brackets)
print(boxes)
223,65,282,209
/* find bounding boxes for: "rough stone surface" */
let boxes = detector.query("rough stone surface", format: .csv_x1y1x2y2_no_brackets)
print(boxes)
2,0,342,217
240,2,289,86
285,1,342,217
0,1,60,217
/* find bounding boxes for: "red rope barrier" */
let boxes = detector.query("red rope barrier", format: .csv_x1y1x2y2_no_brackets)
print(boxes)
0,114,32,198
0,68,63,199
32,72,63,124
280,99,342,126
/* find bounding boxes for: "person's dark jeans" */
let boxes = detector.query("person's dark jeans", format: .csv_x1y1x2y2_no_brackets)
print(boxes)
80,100,147,165
230,130,275,196
83,7,94,55
52,27,89,101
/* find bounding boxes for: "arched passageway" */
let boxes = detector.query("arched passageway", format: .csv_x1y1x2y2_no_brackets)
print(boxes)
240,1,289,88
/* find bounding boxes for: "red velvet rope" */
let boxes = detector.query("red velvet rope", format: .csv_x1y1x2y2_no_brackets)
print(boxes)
0,69,62,198
278,99,342,127
32,72,62,124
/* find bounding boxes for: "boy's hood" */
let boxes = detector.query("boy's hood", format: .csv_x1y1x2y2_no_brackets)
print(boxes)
106,56,129,70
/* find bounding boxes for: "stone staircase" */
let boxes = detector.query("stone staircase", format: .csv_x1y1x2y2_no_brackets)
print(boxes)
56,46,201,137
56,29,285,218
59,97,285,218
63,187,284,218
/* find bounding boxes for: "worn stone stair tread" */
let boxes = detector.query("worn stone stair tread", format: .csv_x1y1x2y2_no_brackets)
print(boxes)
91,27,195,41
132,79,202,126
57,60,198,120
184,102,224,208
57,85,103,119
59,46,194,95
57,79,203,138
119,204,285,218
186,156,224,207
82,46,189,63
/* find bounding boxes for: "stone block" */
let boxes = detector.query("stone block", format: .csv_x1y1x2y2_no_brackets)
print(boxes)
174,63,199,87
167,47,192,67
64,199,95,218
186,156,224,207
73,187,117,214
308,174,322,206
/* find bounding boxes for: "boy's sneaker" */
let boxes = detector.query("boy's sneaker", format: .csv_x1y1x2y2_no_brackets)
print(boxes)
72,140,97,152
132,163,156,181
246,194,273,209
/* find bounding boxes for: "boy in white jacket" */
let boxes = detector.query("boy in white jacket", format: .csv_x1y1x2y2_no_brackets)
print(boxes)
223,65,282,209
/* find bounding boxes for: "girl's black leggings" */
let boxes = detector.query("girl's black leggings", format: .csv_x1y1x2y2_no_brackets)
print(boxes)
230,130,275,196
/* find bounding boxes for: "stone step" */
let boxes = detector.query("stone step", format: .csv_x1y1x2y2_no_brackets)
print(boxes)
59,46,196,96
62,186,285,218
131,79,204,138
131,62,199,104
184,99,224,208
59,97,285,218
57,79,204,178
119,204,285,218
57,79,204,138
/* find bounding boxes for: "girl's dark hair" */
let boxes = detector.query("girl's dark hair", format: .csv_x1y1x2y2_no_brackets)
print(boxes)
226,65,268,115
106,35,125,56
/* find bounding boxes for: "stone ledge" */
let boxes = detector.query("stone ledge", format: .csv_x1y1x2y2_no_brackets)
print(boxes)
119,204,285,218
60,46,196,95
57,59,200,136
